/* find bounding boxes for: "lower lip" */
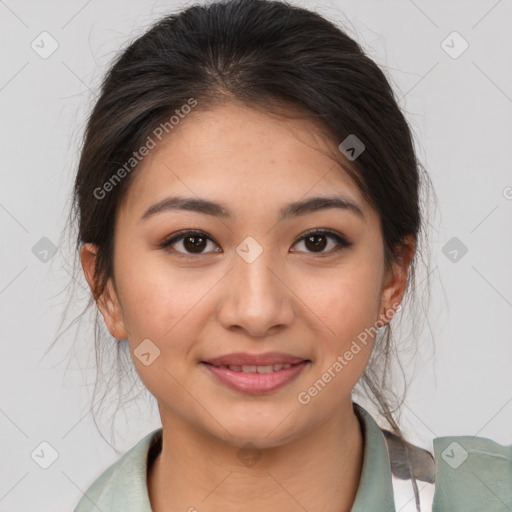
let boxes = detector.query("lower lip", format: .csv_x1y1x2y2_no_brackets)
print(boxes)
201,361,310,394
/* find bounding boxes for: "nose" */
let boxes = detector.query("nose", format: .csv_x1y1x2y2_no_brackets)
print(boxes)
217,243,295,338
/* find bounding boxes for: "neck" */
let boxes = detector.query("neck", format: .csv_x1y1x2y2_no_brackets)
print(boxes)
148,401,364,512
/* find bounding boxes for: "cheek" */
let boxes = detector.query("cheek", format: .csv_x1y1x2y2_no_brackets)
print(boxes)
302,261,382,383
114,247,219,350
309,262,382,337
112,248,167,340
120,275,197,343
114,258,205,401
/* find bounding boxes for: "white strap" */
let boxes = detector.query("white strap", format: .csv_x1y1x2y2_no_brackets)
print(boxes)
391,474,435,511
382,427,436,512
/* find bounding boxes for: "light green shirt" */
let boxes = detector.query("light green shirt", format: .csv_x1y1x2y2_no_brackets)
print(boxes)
73,403,512,511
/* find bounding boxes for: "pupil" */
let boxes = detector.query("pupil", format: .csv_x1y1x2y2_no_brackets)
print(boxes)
184,236,206,253
305,235,326,252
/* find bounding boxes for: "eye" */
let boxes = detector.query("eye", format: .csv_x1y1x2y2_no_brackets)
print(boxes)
160,228,352,258
159,230,221,257
291,229,353,255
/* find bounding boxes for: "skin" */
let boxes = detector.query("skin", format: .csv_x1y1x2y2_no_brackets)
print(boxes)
81,100,415,512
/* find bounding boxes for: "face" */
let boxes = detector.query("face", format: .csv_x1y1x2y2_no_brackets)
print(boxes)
81,101,412,448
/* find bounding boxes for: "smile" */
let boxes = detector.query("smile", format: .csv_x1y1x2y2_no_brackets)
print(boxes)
209,363,294,372
201,360,310,394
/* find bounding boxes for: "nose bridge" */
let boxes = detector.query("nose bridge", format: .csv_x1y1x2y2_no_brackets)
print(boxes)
218,236,293,334
234,235,282,304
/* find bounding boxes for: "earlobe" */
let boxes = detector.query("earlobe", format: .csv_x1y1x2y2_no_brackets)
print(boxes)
79,243,127,340
99,280,128,340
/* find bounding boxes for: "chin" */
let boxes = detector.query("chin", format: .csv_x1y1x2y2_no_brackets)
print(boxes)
209,414,304,450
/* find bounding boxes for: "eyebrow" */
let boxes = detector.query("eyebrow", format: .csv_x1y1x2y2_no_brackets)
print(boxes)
140,195,365,222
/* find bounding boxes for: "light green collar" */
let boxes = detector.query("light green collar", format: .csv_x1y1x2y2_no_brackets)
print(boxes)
351,402,396,511
74,402,396,511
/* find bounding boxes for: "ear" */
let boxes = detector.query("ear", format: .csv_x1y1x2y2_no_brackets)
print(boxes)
80,243,127,340
377,235,416,327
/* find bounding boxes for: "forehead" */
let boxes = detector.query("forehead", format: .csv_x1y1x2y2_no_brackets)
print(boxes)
119,101,371,221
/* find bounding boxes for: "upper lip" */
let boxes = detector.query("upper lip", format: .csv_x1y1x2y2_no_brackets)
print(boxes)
202,352,309,367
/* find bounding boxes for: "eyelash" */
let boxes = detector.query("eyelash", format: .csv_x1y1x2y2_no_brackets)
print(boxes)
159,228,353,259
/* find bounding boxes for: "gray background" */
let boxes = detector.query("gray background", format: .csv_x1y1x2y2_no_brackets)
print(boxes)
1,0,511,510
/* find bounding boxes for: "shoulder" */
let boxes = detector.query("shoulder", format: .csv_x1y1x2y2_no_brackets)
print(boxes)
432,434,512,511
73,428,162,512
381,427,512,511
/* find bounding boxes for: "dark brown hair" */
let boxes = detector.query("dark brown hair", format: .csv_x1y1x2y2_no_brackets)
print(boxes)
50,0,437,448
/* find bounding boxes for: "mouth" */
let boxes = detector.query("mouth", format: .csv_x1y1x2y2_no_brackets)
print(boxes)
200,359,311,394
201,361,308,373
201,351,310,368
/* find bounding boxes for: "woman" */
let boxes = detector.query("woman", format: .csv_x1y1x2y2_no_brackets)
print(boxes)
70,0,511,510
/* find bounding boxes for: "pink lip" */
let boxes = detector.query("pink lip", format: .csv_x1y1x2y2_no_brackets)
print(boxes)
201,361,310,394
202,351,308,367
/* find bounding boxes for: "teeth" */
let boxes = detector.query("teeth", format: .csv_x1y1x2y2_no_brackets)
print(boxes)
256,365,274,373
221,363,296,372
